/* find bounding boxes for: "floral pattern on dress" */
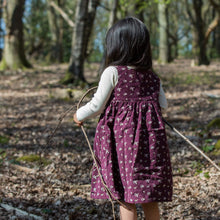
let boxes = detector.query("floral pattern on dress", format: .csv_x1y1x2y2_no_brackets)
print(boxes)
91,66,173,203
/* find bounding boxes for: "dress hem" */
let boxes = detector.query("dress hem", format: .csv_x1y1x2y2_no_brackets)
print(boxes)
91,195,172,204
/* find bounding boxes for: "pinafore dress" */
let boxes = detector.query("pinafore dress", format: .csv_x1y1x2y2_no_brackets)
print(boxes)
91,66,173,203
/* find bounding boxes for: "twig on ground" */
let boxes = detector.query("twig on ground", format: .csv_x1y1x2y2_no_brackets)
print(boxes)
10,164,36,173
0,203,43,220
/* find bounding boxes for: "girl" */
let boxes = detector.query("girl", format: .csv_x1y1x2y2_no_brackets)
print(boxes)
74,17,172,220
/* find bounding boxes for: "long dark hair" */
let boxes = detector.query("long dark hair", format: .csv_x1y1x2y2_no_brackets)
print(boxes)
104,17,152,70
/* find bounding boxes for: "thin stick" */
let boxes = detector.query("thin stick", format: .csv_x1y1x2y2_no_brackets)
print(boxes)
81,125,117,219
46,105,76,146
77,86,130,220
163,119,220,172
39,87,126,218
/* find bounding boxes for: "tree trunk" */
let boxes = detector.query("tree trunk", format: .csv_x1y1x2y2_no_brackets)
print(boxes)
66,0,88,83
191,28,197,57
174,38,178,58
126,0,145,22
210,8,216,58
172,1,179,59
47,0,64,63
209,0,220,57
166,6,172,62
214,23,220,57
108,0,118,29
174,9,179,59
99,0,119,75
84,0,100,58
63,0,99,84
158,2,168,64
0,0,4,60
0,0,31,70
192,0,210,65
134,1,144,22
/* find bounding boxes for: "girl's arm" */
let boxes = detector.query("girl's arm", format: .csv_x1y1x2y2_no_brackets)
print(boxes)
74,66,118,123
159,83,168,109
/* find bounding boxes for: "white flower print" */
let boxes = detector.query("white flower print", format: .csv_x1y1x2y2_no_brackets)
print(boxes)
91,68,172,203
134,193,139,197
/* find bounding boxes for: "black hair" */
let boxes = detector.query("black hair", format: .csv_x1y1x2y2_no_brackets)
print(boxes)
105,17,152,70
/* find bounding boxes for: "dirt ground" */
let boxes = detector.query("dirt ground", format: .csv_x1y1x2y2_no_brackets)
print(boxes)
0,59,220,219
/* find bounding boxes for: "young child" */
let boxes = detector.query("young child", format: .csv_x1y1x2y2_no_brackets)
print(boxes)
74,17,172,220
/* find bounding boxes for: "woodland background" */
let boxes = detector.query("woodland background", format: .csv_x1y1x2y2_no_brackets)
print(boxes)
0,0,220,219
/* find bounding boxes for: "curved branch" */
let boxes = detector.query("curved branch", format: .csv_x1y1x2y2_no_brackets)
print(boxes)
49,1,74,28
209,0,220,12
204,13,220,44
184,0,196,25
205,0,220,45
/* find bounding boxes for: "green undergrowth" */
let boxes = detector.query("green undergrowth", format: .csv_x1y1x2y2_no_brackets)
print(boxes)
214,140,220,149
204,118,220,156
190,160,210,178
60,71,88,88
0,148,6,157
160,71,219,87
63,139,69,148
195,170,210,179
0,135,10,145
207,118,220,130
210,140,220,156
202,139,215,153
0,57,31,71
16,154,51,166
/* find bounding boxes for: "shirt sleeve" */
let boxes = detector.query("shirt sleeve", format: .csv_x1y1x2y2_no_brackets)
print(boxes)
76,66,118,121
159,82,168,109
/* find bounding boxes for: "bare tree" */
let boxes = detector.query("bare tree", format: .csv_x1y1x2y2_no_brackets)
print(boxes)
0,0,5,60
46,0,65,63
158,1,168,64
0,0,31,70
108,0,119,29
207,0,220,48
98,0,119,74
61,0,100,84
49,0,99,84
185,0,220,65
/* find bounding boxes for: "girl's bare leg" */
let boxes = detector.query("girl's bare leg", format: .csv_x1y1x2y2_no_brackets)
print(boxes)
120,202,137,220
141,202,160,220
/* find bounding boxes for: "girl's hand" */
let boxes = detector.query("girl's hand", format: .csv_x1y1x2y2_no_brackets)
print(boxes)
73,113,83,126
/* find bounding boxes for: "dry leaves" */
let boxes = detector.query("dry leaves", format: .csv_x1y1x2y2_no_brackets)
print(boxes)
0,60,220,219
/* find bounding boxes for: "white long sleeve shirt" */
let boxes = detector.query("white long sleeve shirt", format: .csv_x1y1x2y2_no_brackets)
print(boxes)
76,66,168,121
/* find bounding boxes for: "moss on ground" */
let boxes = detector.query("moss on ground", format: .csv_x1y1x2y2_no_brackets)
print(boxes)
16,154,51,166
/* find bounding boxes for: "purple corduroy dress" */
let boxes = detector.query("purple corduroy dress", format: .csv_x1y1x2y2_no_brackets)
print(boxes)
91,66,173,203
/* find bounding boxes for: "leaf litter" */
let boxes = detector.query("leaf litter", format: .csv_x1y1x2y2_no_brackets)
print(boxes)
0,60,220,219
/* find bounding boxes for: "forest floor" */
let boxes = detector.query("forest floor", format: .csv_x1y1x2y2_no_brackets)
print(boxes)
0,59,220,220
